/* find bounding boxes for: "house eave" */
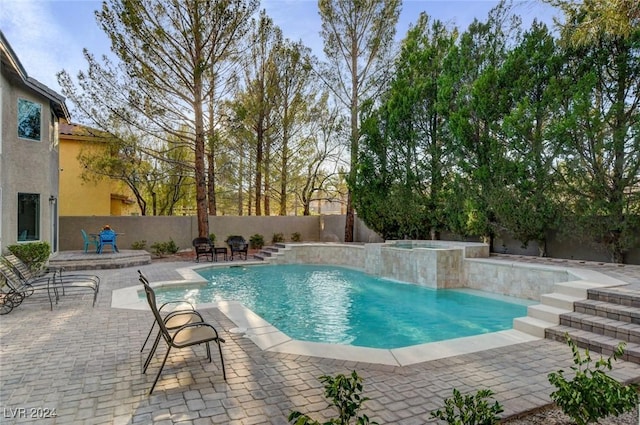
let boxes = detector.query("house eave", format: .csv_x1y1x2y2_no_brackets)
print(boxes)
1,30,70,121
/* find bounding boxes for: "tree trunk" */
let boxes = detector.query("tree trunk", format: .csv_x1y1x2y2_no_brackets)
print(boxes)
537,240,547,257
207,151,217,215
280,123,288,216
344,192,354,242
193,14,209,238
255,119,263,216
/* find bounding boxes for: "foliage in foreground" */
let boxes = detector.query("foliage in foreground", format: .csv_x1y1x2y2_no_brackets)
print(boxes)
430,388,503,425
288,371,378,425
548,335,638,425
7,242,51,272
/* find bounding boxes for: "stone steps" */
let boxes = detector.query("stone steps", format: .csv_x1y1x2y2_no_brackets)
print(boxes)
48,250,151,270
514,280,640,363
546,325,640,363
253,244,286,261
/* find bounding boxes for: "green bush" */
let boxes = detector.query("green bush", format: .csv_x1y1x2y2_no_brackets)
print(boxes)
548,335,638,425
249,234,264,249
289,371,378,425
209,233,216,244
150,239,179,256
272,233,285,244
131,240,147,250
7,242,51,273
430,388,503,425
291,232,302,242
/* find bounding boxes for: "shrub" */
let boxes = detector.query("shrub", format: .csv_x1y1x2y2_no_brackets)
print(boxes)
548,335,638,425
7,242,51,273
291,232,302,242
209,233,216,244
430,388,503,425
150,239,179,256
272,233,284,244
289,371,378,425
249,234,264,249
131,240,147,250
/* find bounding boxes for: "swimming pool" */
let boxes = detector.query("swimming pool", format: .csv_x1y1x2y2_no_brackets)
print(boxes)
150,264,531,349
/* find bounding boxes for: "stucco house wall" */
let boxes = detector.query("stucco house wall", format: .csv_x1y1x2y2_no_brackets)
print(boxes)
59,122,137,216
1,31,69,253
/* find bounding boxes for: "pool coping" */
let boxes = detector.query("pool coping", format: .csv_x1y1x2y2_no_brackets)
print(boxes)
111,260,625,367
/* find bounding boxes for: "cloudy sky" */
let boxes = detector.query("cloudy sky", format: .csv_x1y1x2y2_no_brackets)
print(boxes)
0,0,557,96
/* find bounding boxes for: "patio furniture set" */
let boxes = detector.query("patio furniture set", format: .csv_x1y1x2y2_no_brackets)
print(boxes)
81,227,120,254
192,235,248,262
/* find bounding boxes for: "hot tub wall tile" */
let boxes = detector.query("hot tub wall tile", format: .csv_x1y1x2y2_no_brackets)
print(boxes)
271,242,582,301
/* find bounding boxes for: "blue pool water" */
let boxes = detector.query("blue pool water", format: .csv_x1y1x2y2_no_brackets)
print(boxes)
151,264,530,349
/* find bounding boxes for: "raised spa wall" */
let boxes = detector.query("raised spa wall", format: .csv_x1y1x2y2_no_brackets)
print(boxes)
268,241,576,301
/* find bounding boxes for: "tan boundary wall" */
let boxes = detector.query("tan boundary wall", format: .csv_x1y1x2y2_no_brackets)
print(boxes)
59,215,385,252
58,214,639,264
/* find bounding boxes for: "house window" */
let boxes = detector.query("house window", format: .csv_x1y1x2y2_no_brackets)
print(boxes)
18,193,40,241
17,98,42,141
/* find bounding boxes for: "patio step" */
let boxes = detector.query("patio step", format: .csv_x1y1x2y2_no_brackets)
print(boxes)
558,312,640,343
540,292,583,310
545,288,640,364
254,245,283,261
513,278,640,365
527,303,569,323
48,250,151,270
513,316,555,338
546,325,640,363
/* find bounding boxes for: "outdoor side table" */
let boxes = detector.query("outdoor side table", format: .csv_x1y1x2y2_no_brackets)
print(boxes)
213,247,227,261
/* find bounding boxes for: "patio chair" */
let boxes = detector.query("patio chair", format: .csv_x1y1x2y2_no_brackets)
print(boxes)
98,229,118,253
226,235,248,260
137,270,200,353
3,253,100,294
139,274,226,394
192,237,214,262
0,261,53,310
81,229,100,253
1,255,98,308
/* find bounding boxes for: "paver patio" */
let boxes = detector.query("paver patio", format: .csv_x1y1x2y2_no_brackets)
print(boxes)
1,257,639,424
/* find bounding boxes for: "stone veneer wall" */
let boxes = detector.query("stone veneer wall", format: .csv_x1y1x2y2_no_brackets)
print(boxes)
463,259,571,300
271,242,574,301
269,243,367,269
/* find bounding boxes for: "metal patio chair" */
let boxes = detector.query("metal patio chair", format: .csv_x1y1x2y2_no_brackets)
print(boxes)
4,253,100,295
0,261,53,310
139,274,226,394
137,270,200,354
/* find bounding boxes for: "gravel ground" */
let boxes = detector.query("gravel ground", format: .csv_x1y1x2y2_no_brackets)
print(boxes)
503,404,639,424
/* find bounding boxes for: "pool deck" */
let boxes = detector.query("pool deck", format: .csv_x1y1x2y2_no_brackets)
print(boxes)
1,255,639,424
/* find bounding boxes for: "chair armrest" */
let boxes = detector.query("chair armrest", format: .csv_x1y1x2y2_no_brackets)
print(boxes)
55,272,100,286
